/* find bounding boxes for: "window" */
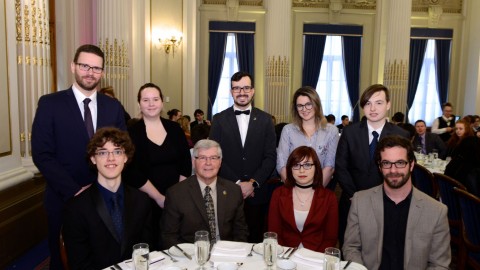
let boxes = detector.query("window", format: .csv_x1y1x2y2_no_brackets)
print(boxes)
407,39,442,125
212,33,239,115
315,36,352,125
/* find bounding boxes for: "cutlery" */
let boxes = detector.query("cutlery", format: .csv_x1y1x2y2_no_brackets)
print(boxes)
174,244,192,260
280,247,292,259
150,257,165,265
113,263,122,270
285,247,298,259
343,260,352,269
247,244,254,256
160,250,178,262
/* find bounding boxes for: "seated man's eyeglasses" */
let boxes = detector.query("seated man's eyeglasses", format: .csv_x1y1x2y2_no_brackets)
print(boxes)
296,102,313,111
379,160,409,169
76,63,104,74
95,150,125,158
231,86,253,93
292,163,314,170
195,156,221,162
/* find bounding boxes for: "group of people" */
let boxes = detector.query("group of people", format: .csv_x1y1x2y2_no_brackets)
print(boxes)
32,44,454,270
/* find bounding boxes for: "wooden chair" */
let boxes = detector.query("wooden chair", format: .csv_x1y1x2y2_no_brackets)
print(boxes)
412,164,438,200
59,230,70,270
454,187,480,269
434,173,467,269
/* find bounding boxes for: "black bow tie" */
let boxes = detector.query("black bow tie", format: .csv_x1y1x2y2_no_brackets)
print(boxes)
235,110,250,115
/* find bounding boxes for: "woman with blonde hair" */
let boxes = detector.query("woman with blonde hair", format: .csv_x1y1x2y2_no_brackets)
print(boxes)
277,87,339,187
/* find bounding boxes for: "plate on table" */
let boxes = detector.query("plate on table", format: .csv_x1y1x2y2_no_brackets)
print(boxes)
168,243,195,258
253,243,284,255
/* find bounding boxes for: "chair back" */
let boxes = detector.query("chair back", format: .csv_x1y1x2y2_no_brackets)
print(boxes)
454,187,480,267
412,164,438,199
434,173,466,222
59,230,70,270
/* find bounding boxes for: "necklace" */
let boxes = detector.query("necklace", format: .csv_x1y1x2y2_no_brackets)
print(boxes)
295,182,313,189
294,187,314,207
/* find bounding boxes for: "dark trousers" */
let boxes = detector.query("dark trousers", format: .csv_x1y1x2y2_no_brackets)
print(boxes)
47,204,64,270
338,192,352,250
244,202,268,243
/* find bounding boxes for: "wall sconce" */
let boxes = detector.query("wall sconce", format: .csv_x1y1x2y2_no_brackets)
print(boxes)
158,35,183,57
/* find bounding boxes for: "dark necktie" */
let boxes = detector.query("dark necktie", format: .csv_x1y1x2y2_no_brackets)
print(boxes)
369,131,379,159
421,136,426,154
204,186,216,242
110,193,123,240
234,110,250,115
83,98,94,138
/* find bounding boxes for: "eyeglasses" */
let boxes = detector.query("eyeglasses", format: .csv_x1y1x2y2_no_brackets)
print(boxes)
379,160,409,169
296,102,313,111
76,63,104,74
195,156,221,162
292,163,314,170
231,86,253,93
95,150,125,158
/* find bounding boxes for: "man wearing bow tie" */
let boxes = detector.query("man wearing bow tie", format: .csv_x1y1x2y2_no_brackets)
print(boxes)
209,71,277,243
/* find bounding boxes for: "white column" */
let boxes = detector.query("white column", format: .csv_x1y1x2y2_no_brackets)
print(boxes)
462,0,480,115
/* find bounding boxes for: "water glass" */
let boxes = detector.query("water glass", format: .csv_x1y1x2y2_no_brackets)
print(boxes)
324,247,341,270
432,149,439,160
132,243,149,270
194,230,211,270
263,232,278,269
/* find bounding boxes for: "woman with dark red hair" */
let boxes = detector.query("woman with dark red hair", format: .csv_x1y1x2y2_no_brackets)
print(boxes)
268,146,338,252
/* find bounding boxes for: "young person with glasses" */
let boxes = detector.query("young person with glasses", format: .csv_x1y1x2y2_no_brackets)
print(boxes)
268,146,338,252
277,87,339,188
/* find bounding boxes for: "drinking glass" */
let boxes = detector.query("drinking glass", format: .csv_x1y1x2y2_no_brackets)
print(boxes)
324,247,341,270
132,243,149,270
263,232,278,269
194,230,211,270
432,149,439,160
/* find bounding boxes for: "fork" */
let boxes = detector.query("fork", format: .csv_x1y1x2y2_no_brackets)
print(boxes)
247,244,255,256
160,250,178,262
280,247,292,259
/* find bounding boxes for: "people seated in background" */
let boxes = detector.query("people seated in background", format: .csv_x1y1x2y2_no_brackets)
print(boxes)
161,139,249,248
100,86,132,125
397,122,416,140
446,119,474,158
268,146,338,252
63,127,153,270
190,109,211,130
326,114,336,125
432,102,456,142
391,111,404,125
473,115,480,132
167,109,182,122
343,135,451,269
336,115,349,133
177,116,193,148
412,120,447,159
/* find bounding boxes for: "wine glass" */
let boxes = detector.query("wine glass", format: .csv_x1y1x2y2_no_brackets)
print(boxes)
324,247,341,270
263,232,278,269
194,230,211,270
132,243,149,270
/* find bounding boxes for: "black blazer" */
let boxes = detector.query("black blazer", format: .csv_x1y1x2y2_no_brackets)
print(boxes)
32,88,126,209
209,107,277,204
161,176,249,249
62,184,153,270
412,132,447,159
335,120,410,198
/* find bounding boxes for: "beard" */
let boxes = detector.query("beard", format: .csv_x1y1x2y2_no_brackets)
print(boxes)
75,72,101,91
234,94,253,107
383,170,411,189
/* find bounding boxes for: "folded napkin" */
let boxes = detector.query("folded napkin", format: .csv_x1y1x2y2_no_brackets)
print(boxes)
121,251,167,270
211,241,253,257
290,248,324,268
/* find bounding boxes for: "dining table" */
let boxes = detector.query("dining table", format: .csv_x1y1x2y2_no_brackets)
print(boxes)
104,241,367,270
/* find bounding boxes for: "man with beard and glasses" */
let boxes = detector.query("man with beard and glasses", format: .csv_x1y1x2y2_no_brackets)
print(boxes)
32,44,126,270
209,71,276,243
342,135,450,270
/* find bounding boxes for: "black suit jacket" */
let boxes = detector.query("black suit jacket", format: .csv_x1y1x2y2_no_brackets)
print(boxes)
62,184,153,270
335,120,410,198
209,107,277,204
32,88,126,212
161,176,249,248
412,133,447,159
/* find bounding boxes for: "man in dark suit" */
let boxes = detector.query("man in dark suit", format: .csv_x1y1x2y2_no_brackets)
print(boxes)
63,127,152,270
335,84,410,247
161,139,249,248
209,71,277,243
337,115,349,133
190,109,211,130
413,120,447,159
31,44,126,270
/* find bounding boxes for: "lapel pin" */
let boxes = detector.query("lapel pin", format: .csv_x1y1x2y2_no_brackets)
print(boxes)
223,190,227,196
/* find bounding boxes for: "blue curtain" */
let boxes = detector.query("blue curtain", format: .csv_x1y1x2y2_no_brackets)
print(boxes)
302,35,326,88
207,32,228,119
406,39,428,121
342,36,362,122
236,33,255,77
435,39,451,104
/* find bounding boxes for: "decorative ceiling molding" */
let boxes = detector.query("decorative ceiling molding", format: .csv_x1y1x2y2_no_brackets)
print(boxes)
203,0,263,6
